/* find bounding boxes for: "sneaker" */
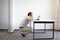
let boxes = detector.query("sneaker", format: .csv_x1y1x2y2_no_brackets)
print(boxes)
21,33,26,37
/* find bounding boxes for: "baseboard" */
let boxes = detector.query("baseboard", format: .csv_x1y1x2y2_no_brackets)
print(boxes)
14,29,60,31
54,29,60,31
14,29,20,31
0,29,60,31
0,29,8,31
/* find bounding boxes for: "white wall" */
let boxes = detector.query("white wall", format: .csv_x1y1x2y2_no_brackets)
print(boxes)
0,0,60,32
0,0,9,29
13,0,56,29
55,0,60,30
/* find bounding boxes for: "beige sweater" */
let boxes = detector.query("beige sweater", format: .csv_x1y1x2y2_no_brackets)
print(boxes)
20,16,32,27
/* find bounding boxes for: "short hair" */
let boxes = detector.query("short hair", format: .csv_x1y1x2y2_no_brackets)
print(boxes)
28,12,32,16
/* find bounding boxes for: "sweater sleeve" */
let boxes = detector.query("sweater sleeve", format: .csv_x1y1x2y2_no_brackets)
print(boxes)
27,16,33,20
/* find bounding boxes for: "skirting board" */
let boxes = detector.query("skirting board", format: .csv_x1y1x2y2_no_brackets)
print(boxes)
54,29,60,31
0,29,60,31
0,29,8,31
0,29,14,34
14,29,60,31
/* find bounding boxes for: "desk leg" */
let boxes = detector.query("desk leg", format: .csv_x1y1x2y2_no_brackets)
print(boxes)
53,22,54,39
44,23,46,33
33,22,34,40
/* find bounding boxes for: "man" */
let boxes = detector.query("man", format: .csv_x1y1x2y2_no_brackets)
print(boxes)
19,12,33,37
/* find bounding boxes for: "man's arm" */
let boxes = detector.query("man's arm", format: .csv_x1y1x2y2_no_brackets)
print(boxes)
28,16,33,20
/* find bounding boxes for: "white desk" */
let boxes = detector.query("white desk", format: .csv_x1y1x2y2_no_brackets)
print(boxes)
33,19,55,22
33,19,55,39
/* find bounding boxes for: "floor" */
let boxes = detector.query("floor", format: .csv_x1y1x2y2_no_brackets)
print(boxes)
0,30,60,40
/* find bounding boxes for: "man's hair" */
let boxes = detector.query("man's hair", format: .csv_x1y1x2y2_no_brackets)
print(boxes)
28,12,32,16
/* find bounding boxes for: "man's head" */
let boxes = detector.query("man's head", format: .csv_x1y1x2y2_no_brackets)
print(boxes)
28,12,32,16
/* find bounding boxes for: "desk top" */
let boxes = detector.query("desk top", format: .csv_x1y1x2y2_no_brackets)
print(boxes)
33,19,55,23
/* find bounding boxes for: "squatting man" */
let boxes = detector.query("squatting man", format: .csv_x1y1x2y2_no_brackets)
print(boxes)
19,12,33,37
